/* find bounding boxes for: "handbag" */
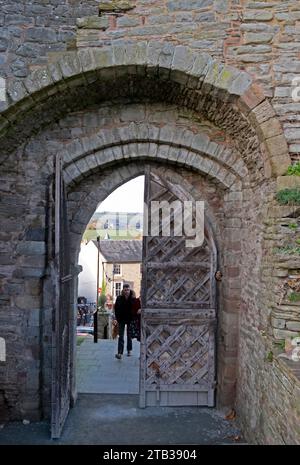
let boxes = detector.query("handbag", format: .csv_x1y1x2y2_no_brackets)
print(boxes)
112,320,119,339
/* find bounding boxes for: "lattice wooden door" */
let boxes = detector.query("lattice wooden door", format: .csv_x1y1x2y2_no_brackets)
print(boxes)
139,167,217,407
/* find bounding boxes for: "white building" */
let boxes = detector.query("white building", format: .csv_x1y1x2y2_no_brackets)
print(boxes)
78,239,142,302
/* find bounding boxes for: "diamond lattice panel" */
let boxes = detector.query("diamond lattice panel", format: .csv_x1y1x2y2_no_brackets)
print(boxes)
146,268,211,306
146,323,210,386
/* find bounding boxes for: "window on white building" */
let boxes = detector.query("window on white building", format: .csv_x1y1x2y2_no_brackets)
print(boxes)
113,264,121,275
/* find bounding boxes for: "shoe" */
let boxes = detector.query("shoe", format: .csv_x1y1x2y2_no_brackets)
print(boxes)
127,351,132,357
115,354,122,359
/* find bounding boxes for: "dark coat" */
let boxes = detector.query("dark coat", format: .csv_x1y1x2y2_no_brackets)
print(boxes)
114,291,138,323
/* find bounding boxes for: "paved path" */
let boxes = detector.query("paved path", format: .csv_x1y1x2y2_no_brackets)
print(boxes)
0,394,244,445
0,338,246,445
76,337,140,394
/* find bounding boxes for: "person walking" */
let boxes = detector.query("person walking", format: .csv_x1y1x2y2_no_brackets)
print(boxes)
114,283,136,359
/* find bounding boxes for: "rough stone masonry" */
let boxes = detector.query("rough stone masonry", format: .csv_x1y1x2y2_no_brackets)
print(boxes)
0,0,299,445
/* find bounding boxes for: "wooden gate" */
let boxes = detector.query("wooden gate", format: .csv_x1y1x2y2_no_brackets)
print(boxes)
50,154,73,439
139,167,217,407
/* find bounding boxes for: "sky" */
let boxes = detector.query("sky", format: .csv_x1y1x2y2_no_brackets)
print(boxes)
96,176,145,213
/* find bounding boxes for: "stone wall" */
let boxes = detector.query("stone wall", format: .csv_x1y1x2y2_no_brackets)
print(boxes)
238,334,300,443
1,1,300,161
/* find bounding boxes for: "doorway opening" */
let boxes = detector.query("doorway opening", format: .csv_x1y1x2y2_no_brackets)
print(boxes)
76,175,145,395
74,165,218,406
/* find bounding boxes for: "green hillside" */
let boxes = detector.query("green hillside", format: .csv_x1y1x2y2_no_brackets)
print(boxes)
83,229,142,241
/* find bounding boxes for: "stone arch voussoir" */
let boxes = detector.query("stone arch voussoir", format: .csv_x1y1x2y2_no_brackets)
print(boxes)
2,41,290,178
61,123,247,191
64,142,239,191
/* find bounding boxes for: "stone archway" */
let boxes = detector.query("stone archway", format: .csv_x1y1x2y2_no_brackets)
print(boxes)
0,40,294,442
49,156,228,436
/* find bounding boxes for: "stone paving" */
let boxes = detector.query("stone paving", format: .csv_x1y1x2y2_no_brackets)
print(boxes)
76,336,140,394
0,394,245,445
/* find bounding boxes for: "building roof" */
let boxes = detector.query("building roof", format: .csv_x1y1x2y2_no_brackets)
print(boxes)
93,240,142,263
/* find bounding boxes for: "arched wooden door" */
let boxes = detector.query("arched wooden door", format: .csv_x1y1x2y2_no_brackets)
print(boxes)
139,166,217,407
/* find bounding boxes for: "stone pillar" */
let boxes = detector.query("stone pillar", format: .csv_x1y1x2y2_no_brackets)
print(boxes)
97,311,110,339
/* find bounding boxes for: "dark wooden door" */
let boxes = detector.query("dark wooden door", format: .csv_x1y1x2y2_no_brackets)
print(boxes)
51,154,73,439
139,166,217,407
